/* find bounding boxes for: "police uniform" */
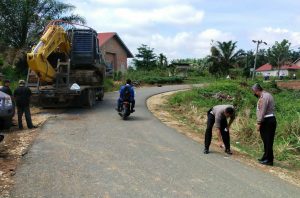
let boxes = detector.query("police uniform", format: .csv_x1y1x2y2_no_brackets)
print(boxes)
257,91,276,164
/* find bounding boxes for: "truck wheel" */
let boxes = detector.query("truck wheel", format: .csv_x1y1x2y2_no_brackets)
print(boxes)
97,89,104,101
85,89,96,107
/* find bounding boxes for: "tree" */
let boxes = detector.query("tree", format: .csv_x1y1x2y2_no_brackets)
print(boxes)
0,0,85,50
133,44,157,70
157,53,168,68
238,49,268,78
207,41,243,76
290,48,300,62
267,39,291,76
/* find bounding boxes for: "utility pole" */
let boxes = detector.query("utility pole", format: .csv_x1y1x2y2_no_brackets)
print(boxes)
252,40,267,80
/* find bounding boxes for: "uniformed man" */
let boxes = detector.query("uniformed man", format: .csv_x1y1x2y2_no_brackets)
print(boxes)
252,83,276,166
13,80,36,129
0,79,12,96
203,105,235,155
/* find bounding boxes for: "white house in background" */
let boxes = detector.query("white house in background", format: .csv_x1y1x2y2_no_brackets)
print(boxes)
256,63,300,76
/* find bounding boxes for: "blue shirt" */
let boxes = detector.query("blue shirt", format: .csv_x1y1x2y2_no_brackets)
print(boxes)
119,84,134,101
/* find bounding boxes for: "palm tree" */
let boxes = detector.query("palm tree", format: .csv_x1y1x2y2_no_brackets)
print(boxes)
0,0,86,49
208,41,243,76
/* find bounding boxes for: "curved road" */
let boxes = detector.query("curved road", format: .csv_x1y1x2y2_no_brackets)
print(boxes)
11,85,300,197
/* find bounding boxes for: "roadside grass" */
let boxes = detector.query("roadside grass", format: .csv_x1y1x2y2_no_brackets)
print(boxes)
168,80,300,169
124,69,184,85
104,78,123,92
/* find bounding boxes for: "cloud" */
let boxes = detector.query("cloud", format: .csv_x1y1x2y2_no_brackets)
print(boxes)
250,27,300,48
76,4,204,32
123,29,234,59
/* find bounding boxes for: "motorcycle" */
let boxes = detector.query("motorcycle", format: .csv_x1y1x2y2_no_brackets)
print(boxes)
118,101,132,120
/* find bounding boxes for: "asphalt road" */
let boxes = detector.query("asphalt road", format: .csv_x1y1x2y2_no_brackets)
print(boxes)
10,85,300,198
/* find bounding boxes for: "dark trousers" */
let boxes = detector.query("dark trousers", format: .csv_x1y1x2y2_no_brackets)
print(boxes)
17,106,33,129
118,98,135,110
260,117,277,162
204,110,230,150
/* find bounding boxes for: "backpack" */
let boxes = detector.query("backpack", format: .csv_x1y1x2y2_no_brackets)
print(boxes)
123,86,131,101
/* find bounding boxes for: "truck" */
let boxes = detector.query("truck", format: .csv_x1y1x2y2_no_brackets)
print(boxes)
27,20,106,107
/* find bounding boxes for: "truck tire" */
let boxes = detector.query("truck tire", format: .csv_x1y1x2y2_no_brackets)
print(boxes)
85,89,96,107
97,89,104,101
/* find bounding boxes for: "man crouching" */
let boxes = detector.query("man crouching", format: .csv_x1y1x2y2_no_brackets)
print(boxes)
203,105,235,155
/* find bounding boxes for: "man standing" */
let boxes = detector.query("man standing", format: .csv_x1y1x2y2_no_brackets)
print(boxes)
204,105,235,155
0,79,12,96
13,80,36,129
252,83,276,166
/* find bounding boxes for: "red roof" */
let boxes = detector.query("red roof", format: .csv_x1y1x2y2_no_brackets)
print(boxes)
97,32,133,58
256,63,272,71
256,63,300,71
98,32,115,47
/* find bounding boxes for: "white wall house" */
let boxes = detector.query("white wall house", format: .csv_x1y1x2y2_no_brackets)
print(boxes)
256,63,300,77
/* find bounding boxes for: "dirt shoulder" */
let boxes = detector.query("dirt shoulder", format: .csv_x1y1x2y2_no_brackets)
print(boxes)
0,107,63,197
147,90,300,187
277,80,300,90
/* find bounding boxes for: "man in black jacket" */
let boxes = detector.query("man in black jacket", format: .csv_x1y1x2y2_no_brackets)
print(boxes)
13,80,36,129
0,79,13,96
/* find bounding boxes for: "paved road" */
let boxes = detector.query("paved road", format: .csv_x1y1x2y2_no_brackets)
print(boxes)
11,85,300,198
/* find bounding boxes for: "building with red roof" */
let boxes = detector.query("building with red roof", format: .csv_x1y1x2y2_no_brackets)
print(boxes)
97,32,133,75
256,63,300,77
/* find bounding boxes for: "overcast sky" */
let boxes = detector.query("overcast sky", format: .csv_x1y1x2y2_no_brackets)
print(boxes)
63,0,300,59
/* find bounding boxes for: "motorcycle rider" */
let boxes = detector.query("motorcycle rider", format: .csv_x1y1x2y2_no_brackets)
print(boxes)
116,79,135,113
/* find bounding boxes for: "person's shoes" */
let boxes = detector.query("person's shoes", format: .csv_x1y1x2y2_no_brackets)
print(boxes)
203,149,209,154
28,126,37,129
130,109,135,113
0,135,4,142
259,160,273,166
258,158,265,162
225,149,233,155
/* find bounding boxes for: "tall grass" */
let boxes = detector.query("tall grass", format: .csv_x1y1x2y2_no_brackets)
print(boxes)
169,80,300,168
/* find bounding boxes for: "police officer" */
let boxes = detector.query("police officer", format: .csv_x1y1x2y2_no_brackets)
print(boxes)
0,79,12,96
13,80,36,129
204,105,235,155
252,83,276,166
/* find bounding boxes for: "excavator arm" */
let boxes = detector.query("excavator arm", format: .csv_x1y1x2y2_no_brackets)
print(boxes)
27,25,71,82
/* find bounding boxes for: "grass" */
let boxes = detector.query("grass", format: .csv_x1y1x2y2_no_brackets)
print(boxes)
124,69,184,85
168,80,300,169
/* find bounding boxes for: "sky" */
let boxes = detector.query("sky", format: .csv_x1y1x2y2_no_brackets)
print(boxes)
63,0,300,60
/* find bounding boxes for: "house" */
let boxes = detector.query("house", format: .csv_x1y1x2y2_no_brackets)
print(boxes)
168,63,191,77
97,32,133,75
256,63,300,77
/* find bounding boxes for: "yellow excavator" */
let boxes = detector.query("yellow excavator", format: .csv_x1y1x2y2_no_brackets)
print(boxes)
27,20,105,107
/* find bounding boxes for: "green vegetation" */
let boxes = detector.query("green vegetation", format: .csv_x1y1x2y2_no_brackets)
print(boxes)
0,0,85,81
168,80,300,169
124,69,184,85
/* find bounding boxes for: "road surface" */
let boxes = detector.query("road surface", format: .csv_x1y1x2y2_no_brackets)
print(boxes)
10,85,300,197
